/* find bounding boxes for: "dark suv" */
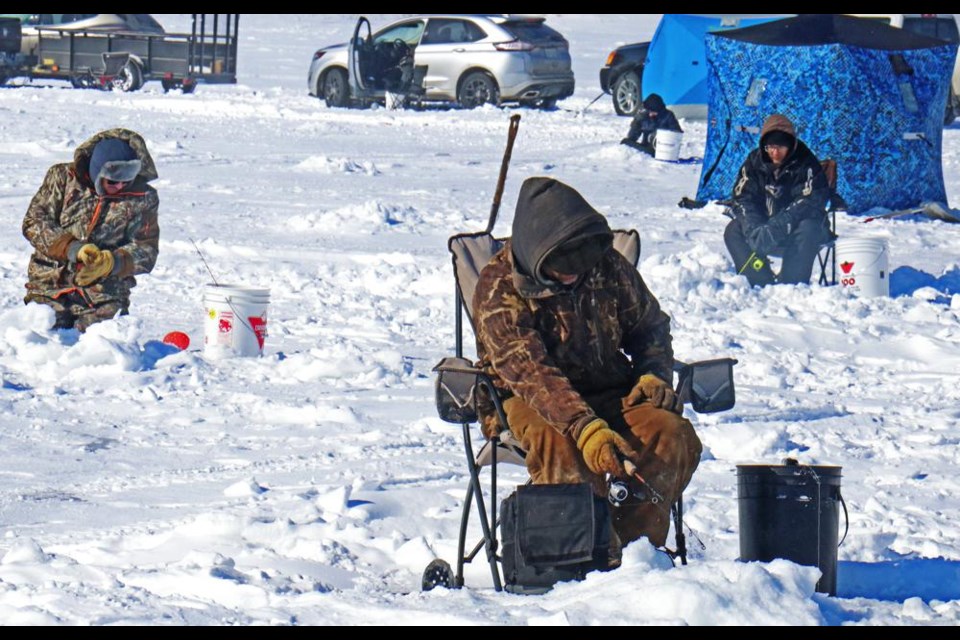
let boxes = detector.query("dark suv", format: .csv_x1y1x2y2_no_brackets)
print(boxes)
599,40,649,116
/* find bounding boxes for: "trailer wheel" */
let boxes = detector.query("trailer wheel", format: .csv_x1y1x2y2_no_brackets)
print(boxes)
112,61,144,92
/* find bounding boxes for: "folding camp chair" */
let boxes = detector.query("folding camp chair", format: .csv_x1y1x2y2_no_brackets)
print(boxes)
422,227,739,592
816,159,848,286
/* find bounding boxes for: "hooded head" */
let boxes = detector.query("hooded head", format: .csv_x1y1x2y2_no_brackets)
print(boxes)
88,138,142,195
759,114,797,158
510,177,613,294
643,93,666,113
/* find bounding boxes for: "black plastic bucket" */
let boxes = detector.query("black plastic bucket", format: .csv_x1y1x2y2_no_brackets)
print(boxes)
737,460,843,595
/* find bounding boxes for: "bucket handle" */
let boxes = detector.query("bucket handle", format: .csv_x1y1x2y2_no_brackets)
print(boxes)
803,466,849,549
838,489,849,547
222,293,268,342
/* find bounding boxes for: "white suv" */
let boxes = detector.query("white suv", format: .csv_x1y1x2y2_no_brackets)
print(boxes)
307,15,575,110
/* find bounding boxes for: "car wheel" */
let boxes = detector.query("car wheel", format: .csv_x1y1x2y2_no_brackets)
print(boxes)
458,71,499,109
612,70,641,117
111,61,143,92
322,68,350,108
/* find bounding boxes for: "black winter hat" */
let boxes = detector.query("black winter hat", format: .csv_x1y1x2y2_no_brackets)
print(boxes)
643,93,666,112
761,130,795,149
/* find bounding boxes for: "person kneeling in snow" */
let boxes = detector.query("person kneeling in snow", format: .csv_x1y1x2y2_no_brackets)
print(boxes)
620,93,683,156
472,177,702,557
22,128,160,331
723,114,832,287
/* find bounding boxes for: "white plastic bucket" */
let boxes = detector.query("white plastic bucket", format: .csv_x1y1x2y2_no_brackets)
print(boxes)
203,284,270,357
654,129,682,162
835,238,889,298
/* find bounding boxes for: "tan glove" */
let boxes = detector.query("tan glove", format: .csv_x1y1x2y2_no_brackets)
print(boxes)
625,374,683,414
576,418,638,477
75,243,115,286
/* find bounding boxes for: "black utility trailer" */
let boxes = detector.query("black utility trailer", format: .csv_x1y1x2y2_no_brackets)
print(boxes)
5,14,238,92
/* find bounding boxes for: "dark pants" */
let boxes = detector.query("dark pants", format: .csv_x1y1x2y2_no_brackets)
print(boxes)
503,389,702,548
724,217,831,287
621,138,655,156
26,291,127,332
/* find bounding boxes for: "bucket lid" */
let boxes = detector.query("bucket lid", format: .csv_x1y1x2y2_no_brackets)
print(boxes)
737,459,841,486
205,283,270,296
835,237,887,249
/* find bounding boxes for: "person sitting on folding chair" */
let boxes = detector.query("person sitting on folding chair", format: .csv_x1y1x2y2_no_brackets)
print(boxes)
472,176,702,555
723,113,832,287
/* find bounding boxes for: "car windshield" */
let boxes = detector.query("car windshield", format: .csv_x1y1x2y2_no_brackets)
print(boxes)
500,21,566,45
15,14,97,26
116,14,165,32
373,20,425,47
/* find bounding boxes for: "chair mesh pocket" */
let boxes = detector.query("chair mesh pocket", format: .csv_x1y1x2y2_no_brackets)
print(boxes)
676,358,737,414
434,357,479,424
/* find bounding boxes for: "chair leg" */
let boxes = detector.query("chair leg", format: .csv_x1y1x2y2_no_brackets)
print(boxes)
459,423,503,591
671,495,688,566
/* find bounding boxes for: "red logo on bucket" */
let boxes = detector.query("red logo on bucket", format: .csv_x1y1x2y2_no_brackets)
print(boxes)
840,261,854,274
248,316,267,350
219,318,232,333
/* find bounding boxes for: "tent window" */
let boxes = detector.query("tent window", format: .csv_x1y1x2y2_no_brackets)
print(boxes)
745,78,767,106
898,81,920,113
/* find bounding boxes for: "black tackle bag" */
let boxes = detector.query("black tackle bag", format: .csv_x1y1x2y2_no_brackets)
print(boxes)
500,482,612,595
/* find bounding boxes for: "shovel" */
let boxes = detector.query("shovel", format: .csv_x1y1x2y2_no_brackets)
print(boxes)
863,201,960,223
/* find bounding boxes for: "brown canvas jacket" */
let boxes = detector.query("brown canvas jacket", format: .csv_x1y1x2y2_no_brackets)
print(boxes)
473,240,674,440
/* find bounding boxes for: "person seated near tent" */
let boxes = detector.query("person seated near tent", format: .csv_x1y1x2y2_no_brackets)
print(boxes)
472,176,702,557
620,93,683,156
723,114,832,287
21,128,160,331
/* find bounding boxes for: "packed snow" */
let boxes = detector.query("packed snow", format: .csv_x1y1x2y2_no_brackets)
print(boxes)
0,14,959,626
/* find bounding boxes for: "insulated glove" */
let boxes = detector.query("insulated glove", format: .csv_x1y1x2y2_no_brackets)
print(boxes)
76,243,100,264
75,244,114,286
576,418,638,478
625,374,683,414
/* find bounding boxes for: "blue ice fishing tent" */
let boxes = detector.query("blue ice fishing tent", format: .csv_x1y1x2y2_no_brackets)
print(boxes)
696,14,957,214
643,14,790,118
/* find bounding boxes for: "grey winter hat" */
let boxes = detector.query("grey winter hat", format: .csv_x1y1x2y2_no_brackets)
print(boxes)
89,138,141,194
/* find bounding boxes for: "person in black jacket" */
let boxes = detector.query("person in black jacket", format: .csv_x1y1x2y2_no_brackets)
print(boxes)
620,93,683,156
723,114,832,287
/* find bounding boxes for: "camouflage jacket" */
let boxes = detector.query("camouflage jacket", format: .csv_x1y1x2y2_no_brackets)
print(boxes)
22,128,160,307
473,241,674,439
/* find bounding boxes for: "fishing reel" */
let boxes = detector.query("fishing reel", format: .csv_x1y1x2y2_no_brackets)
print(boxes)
607,458,666,507
607,478,663,507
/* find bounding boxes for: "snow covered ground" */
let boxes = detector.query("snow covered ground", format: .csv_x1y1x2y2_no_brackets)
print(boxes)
1,14,959,626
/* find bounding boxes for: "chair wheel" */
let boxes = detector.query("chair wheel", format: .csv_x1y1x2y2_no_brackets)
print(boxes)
422,558,455,591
